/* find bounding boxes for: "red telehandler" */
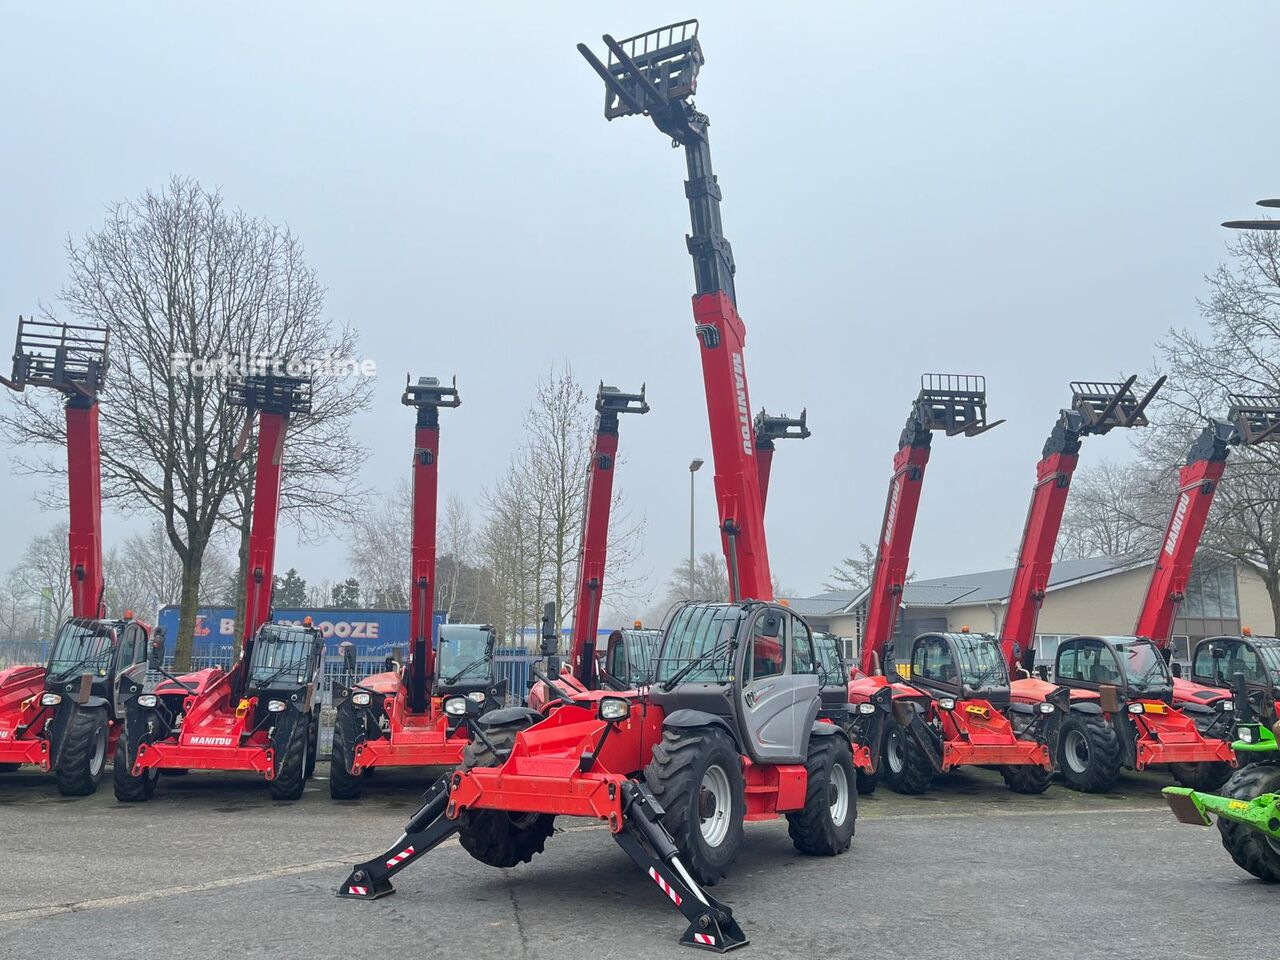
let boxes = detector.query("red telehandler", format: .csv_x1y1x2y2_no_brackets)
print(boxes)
0,316,154,796
842,376,1067,796
329,376,493,799
527,382,650,709
999,379,1239,792
1132,395,1280,751
337,23,859,952
114,370,325,801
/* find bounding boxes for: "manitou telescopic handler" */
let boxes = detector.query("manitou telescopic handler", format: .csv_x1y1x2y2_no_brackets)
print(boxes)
1130,396,1280,742
114,371,324,802
328,376,499,799
1000,379,1239,792
337,23,859,952
843,376,1066,796
0,316,155,796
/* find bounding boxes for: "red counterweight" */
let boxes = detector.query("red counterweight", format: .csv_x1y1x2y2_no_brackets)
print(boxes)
858,375,1002,677
402,376,461,713
569,384,648,685
1134,395,1280,647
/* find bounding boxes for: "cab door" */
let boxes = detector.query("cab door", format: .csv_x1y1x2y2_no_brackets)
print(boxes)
737,607,819,764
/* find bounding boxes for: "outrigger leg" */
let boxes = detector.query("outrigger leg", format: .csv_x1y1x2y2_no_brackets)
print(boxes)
1164,785,1280,839
337,776,458,899
612,780,748,953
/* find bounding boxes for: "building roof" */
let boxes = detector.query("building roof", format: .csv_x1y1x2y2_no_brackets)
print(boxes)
790,555,1150,614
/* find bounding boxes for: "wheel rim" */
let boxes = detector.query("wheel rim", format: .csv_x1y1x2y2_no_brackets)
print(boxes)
89,725,106,778
1064,729,1089,775
698,764,732,848
886,730,904,773
829,761,850,825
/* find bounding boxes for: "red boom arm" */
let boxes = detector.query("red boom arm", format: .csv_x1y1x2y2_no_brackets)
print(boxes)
65,399,105,619
242,409,288,644
859,376,1001,676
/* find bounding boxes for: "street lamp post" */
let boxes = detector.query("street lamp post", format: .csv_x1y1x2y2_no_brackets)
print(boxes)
688,458,704,599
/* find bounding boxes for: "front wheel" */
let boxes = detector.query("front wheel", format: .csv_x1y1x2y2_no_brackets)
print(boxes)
1000,763,1051,795
788,734,857,856
1056,714,1122,793
112,724,159,803
54,706,108,797
881,722,933,795
269,715,309,802
0,763,19,773
644,727,745,886
329,705,363,800
1169,761,1233,792
1217,762,1280,881
458,720,555,867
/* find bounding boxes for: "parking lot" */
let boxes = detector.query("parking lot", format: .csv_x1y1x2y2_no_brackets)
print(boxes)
0,763,1271,960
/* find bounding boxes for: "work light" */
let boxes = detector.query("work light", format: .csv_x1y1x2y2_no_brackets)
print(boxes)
598,697,629,722
40,692,61,707
444,696,468,717
137,694,158,708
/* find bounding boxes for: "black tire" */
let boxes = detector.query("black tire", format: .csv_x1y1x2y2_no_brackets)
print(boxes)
788,734,857,856
112,725,159,803
1217,762,1280,881
458,721,555,867
1000,763,1052,795
643,727,745,886
329,705,363,800
1057,714,1122,793
0,763,19,773
856,767,879,796
881,722,933,795
304,709,319,780
269,715,309,801
54,706,108,797
1170,761,1233,792
162,768,189,776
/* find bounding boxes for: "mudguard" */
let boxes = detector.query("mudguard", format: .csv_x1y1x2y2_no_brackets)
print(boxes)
1070,701,1103,716
662,708,740,750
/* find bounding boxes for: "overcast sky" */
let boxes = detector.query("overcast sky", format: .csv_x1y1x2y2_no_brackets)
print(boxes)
2,2,1277,609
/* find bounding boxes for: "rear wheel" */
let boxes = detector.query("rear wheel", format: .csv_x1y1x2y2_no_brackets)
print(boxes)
856,767,879,796
112,723,159,802
1000,763,1052,795
643,727,745,886
1170,761,1233,792
788,734,857,856
458,720,555,867
1217,762,1280,881
1057,714,1122,793
329,705,363,800
269,715,309,801
881,722,933,795
54,706,108,797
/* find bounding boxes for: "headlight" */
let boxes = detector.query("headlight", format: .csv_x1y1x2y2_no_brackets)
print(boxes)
351,692,371,706
40,692,61,707
1221,700,1234,711
857,702,877,716
137,694,158,708
1038,702,1056,714
1127,703,1145,714
1238,725,1256,743
444,696,468,717
267,700,287,713
467,691,487,703
937,697,956,711
598,697,630,722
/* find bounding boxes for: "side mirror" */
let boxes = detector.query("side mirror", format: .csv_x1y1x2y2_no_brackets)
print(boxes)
339,640,357,675
1099,684,1122,714
597,697,629,723
1170,661,1183,679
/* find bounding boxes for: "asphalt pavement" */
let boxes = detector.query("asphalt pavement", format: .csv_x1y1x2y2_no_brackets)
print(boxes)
0,763,1273,959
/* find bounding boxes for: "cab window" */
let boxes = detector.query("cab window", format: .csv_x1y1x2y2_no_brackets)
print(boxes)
748,609,787,682
1057,640,1120,685
913,636,958,685
1194,641,1264,685
607,636,627,681
791,616,816,675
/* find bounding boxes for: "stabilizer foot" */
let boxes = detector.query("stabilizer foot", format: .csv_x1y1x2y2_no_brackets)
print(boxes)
613,780,748,952
336,775,459,900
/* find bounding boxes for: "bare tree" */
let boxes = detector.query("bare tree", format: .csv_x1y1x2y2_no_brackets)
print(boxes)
13,524,72,637
1,178,371,667
1054,460,1162,561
